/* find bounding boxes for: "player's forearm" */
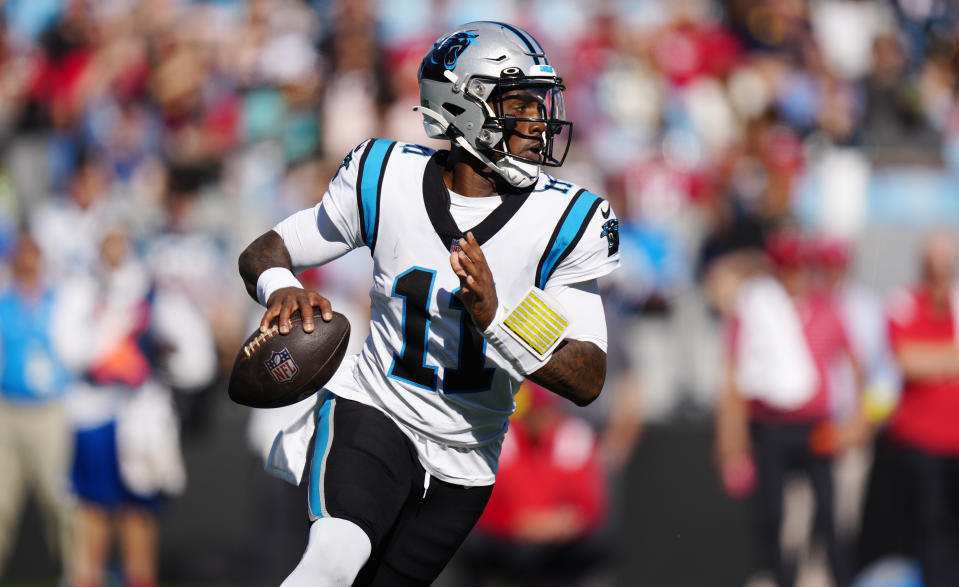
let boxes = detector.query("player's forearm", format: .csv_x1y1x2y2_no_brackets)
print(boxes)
238,230,294,302
896,343,959,381
527,339,606,406
716,368,750,461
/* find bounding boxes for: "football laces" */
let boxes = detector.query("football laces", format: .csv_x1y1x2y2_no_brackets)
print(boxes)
243,325,280,358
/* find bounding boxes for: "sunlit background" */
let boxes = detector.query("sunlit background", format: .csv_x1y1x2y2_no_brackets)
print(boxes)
1,0,957,585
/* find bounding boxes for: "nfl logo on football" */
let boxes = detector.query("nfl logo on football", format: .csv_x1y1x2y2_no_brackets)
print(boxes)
265,348,299,384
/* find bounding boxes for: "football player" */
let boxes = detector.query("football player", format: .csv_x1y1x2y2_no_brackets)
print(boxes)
238,21,621,586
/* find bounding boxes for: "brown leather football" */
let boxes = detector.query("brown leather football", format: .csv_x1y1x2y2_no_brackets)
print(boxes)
228,308,351,408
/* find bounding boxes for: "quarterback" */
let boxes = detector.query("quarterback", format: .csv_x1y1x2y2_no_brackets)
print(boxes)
239,21,621,586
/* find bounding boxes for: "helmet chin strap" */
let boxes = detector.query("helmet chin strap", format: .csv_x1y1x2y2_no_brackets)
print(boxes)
452,137,539,188
413,105,451,139
414,105,540,188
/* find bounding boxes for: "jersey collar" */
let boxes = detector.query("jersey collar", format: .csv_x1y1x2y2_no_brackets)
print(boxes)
422,151,534,250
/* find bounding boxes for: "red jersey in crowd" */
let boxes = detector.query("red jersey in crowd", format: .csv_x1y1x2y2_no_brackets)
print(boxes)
476,414,607,542
887,287,959,455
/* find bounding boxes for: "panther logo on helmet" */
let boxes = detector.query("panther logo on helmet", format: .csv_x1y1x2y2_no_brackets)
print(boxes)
423,31,478,79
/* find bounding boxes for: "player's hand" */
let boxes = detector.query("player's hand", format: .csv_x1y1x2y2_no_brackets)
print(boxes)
837,412,874,451
720,453,757,498
261,287,333,334
809,420,841,456
449,232,498,330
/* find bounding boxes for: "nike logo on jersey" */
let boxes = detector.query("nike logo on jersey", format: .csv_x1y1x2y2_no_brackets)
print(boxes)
601,202,611,219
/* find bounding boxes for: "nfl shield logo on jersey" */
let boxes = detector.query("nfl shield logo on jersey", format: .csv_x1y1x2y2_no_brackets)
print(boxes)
265,348,299,384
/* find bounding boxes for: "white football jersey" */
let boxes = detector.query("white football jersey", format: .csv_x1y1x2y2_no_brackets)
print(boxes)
294,139,620,485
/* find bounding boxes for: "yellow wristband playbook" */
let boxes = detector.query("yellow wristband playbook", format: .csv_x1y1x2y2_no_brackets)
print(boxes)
483,287,571,376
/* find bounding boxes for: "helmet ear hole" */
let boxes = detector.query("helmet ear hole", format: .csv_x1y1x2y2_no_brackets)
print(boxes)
477,129,495,146
443,103,466,117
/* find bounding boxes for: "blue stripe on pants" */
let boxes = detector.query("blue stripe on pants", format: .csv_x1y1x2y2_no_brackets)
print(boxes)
308,395,336,519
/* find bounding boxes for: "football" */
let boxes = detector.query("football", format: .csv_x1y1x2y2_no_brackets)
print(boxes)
228,308,351,408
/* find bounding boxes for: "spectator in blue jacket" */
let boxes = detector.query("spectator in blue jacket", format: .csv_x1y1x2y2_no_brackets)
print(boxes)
0,232,75,579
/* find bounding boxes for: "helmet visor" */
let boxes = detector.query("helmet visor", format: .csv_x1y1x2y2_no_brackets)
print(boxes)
485,82,572,168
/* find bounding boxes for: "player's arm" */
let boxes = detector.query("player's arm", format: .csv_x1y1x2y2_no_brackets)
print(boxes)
239,229,293,302
833,321,874,449
528,278,609,405
526,340,605,406
716,348,750,464
887,290,959,381
450,233,606,406
894,341,959,381
239,143,367,334
238,228,334,334
239,195,359,334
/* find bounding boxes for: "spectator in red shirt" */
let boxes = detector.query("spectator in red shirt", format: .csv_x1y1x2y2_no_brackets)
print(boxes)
716,232,867,587
460,383,609,587
885,231,959,587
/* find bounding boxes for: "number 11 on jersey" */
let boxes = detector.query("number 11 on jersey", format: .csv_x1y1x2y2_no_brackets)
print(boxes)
387,267,495,394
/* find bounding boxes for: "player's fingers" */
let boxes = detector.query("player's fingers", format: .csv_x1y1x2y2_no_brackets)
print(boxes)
460,235,493,283
260,290,290,332
278,297,298,334
455,238,473,263
259,305,280,333
450,251,468,278
457,249,481,277
466,274,480,291
457,252,482,288
465,232,486,262
459,250,493,294
294,293,316,332
457,237,485,267
312,293,334,323
466,275,489,304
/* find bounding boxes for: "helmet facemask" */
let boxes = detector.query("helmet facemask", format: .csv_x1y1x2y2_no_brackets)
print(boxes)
475,77,572,170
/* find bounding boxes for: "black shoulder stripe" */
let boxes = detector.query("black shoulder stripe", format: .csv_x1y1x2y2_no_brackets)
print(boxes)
355,139,396,254
355,141,373,247
535,190,602,289
371,141,395,253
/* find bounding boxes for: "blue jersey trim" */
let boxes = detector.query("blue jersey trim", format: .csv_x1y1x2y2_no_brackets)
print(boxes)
357,139,396,252
536,190,601,289
308,395,335,519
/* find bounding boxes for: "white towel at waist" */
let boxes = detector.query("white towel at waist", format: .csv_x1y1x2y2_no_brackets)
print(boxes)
734,276,819,410
116,381,187,496
265,391,323,486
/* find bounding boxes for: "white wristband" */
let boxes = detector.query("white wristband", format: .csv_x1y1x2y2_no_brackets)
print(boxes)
482,287,570,377
256,267,304,306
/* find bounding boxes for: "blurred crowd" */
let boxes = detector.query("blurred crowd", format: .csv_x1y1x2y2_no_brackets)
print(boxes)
0,0,958,585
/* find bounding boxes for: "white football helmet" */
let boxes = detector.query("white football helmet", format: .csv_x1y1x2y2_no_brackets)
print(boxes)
416,21,572,188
